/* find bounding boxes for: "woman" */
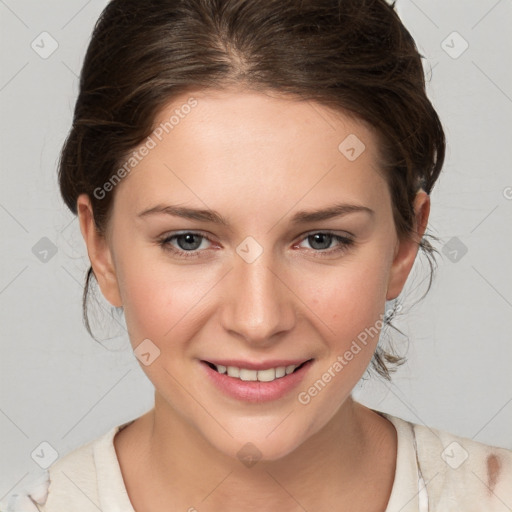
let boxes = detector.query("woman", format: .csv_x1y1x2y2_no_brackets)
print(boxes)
4,0,511,510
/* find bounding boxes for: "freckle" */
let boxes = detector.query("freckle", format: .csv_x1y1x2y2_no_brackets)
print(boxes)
486,454,501,494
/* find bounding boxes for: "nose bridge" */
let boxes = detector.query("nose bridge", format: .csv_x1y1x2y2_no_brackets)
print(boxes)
221,247,294,344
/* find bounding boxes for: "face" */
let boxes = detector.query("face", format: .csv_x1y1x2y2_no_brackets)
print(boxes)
78,87,427,461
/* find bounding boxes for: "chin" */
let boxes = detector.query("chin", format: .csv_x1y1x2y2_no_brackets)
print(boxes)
226,435,302,465
204,417,316,465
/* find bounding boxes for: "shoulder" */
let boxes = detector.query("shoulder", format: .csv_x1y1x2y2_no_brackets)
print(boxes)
384,411,512,511
0,422,129,512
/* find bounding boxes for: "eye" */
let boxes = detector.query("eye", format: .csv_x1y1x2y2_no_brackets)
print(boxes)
158,230,355,260
295,231,354,257
158,231,213,259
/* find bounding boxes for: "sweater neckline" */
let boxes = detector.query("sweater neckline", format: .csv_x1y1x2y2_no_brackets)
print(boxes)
93,409,422,512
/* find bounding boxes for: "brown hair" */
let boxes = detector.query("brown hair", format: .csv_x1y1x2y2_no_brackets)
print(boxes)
58,0,445,380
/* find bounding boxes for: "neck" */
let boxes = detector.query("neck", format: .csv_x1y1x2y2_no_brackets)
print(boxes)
133,394,389,511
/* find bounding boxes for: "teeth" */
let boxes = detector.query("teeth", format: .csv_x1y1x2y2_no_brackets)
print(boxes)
285,365,296,375
213,363,301,382
239,369,258,381
227,366,239,378
257,368,276,382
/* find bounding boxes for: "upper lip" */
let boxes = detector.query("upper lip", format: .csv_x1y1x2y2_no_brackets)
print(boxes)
201,358,312,370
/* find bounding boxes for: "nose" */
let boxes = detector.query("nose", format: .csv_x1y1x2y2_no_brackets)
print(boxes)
220,251,296,347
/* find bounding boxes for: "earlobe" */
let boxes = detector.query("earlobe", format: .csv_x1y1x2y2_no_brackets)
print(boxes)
77,194,123,307
386,190,430,301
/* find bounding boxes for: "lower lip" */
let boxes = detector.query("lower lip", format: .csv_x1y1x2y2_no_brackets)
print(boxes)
201,360,313,403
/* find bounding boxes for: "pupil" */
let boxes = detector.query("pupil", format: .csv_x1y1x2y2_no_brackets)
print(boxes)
310,233,331,250
179,234,201,250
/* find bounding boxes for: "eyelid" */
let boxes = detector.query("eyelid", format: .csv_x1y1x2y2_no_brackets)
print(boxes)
157,231,216,260
295,228,355,241
160,230,217,246
159,229,216,242
292,230,355,255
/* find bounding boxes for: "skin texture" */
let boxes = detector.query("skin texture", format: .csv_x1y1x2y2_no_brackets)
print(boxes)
77,87,430,511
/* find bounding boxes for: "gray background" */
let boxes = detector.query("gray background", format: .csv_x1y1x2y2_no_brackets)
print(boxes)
1,0,511,500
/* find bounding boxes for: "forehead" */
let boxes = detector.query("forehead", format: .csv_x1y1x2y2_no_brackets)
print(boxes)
112,87,388,217
151,87,380,161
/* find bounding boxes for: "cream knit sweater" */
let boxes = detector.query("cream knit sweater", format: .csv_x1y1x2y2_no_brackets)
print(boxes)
3,410,511,511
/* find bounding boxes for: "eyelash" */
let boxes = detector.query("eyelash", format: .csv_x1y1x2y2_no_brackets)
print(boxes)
157,231,355,259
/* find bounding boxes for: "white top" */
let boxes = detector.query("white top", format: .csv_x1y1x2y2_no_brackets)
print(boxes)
3,409,512,511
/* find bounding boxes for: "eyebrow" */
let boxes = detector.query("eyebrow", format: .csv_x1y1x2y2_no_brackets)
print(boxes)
137,202,374,225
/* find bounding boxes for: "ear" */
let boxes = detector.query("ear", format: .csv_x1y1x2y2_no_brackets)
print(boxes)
77,194,123,307
386,190,430,300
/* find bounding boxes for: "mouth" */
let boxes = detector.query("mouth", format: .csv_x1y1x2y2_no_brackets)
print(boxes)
202,359,312,382
200,358,314,402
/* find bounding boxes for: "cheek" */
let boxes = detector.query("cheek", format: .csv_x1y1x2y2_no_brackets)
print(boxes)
305,257,390,348
115,250,214,345
293,261,390,430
